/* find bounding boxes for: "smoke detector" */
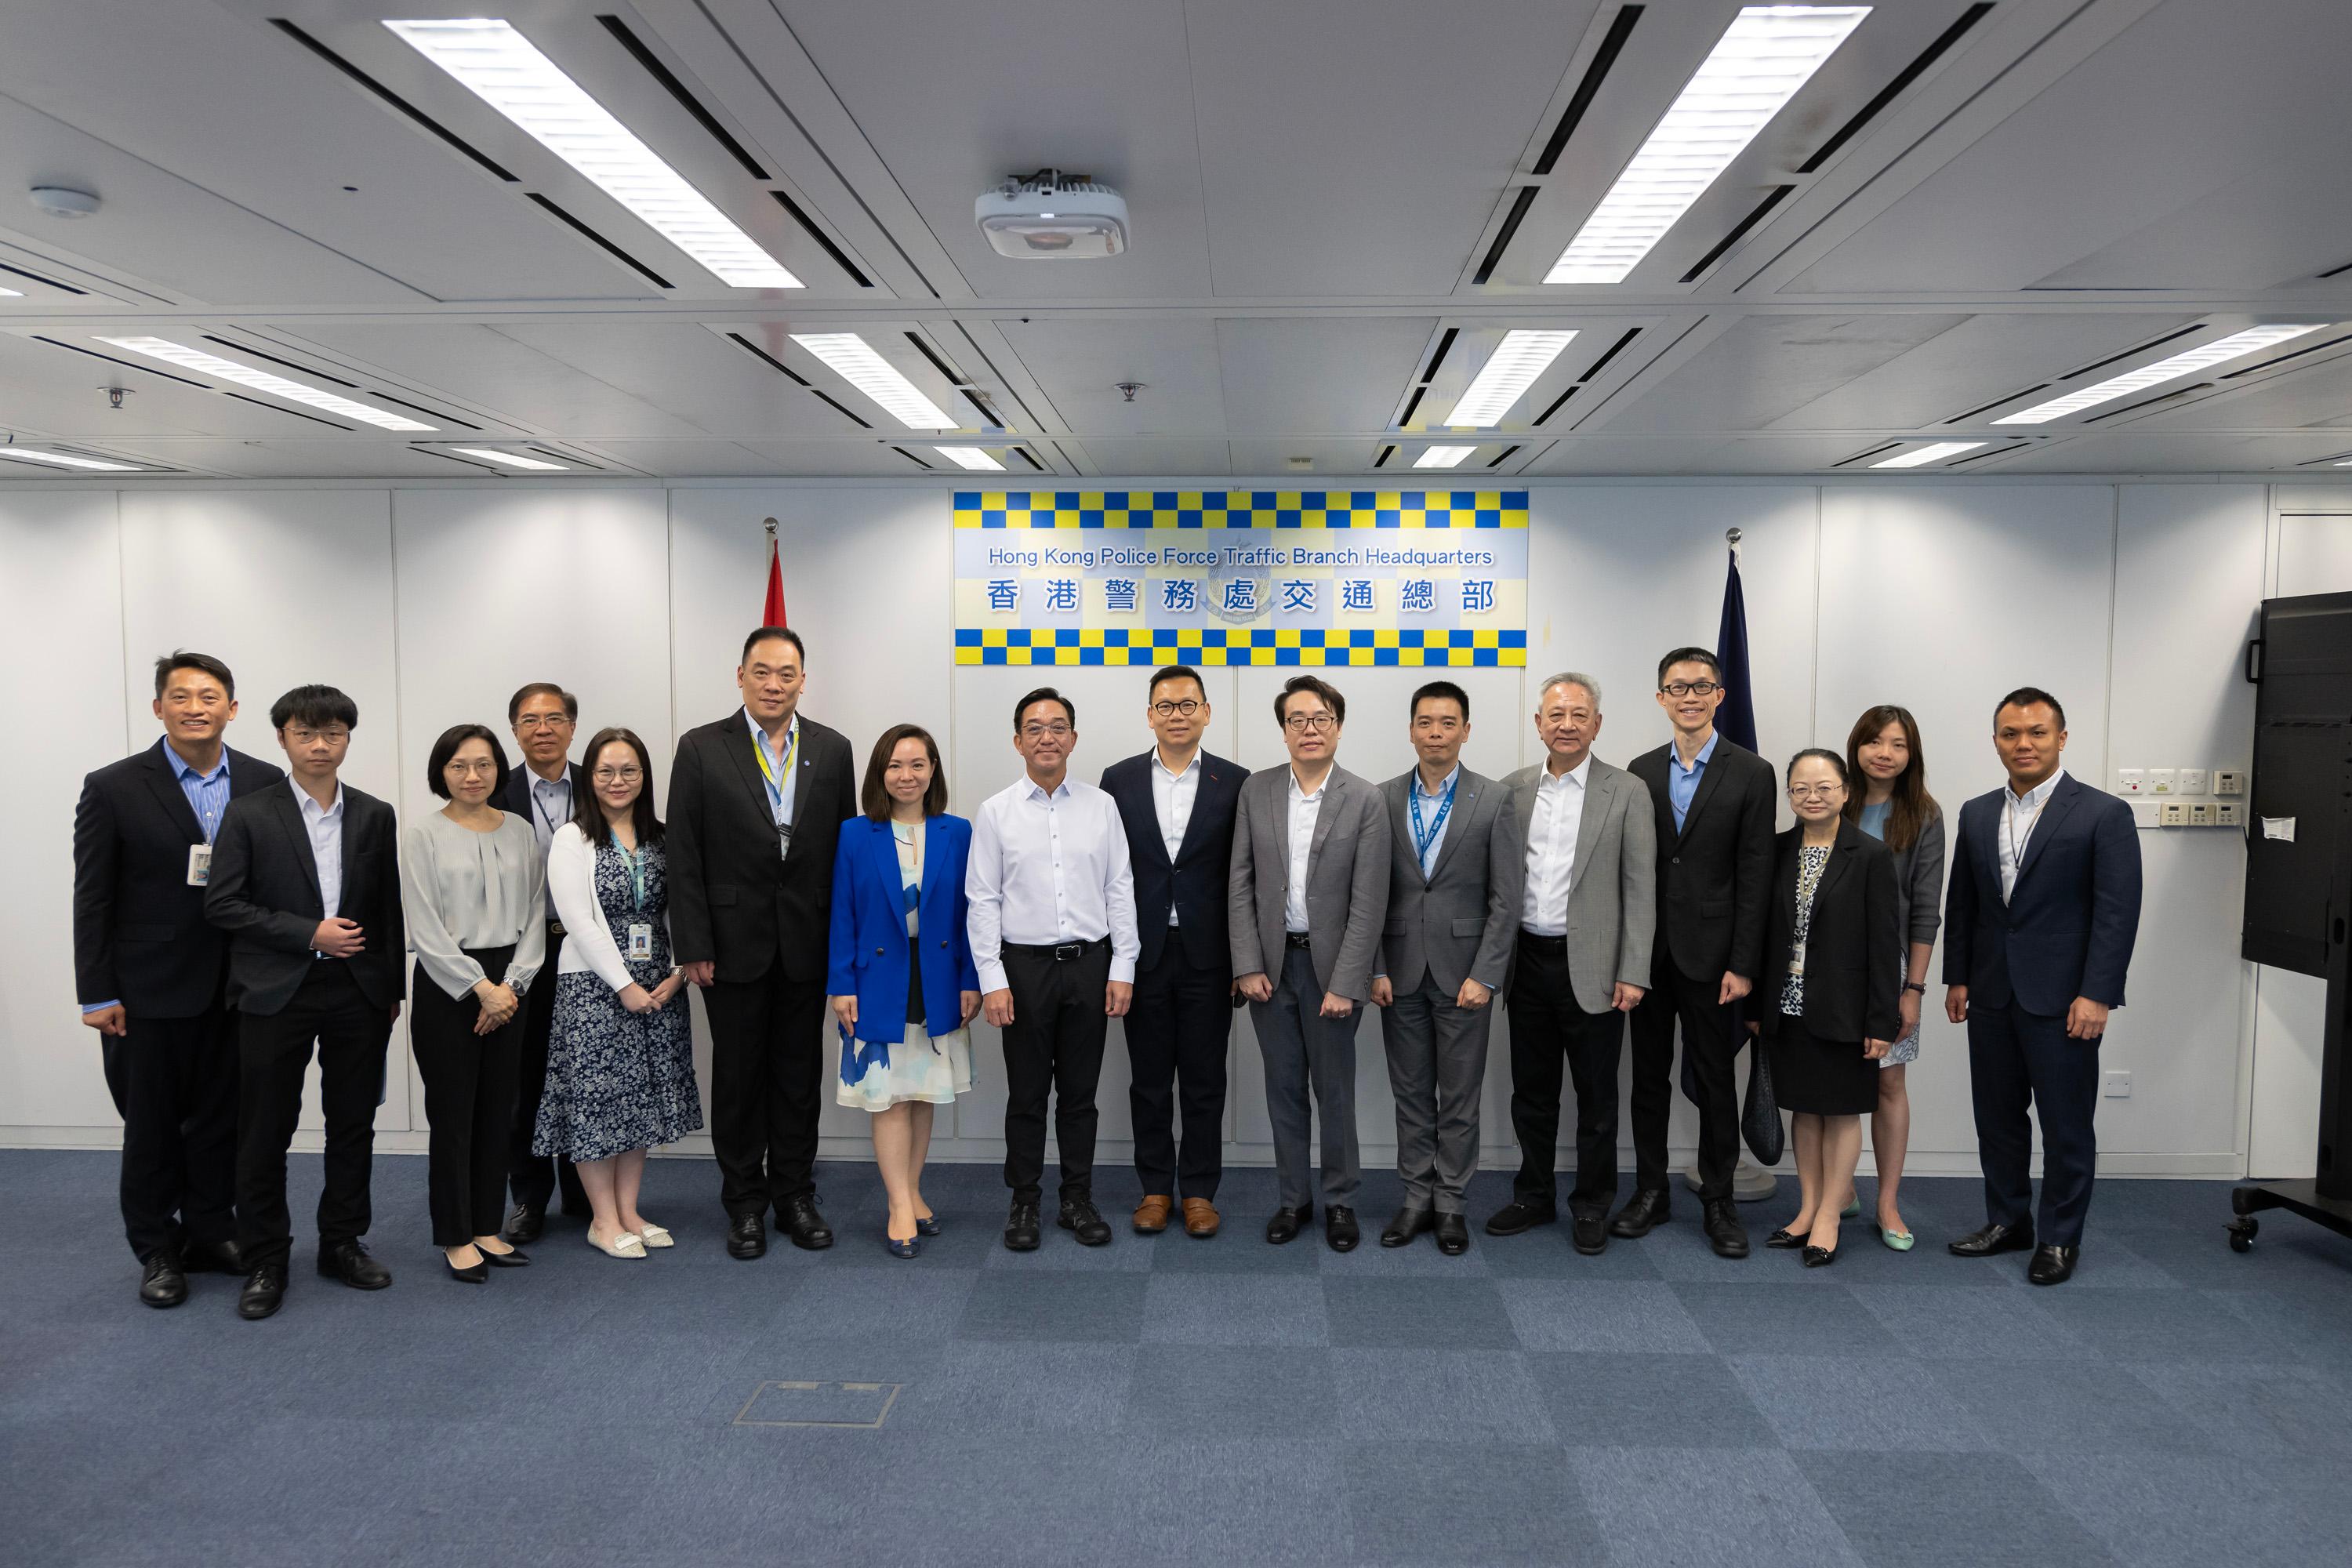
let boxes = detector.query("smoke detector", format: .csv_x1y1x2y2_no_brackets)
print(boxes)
30,186,100,219
976,169,1127,259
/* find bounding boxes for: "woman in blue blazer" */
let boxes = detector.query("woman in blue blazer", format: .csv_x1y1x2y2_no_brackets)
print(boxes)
826,724,982,1258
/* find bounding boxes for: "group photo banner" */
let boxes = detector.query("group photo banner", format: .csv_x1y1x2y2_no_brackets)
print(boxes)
953,489,1530,667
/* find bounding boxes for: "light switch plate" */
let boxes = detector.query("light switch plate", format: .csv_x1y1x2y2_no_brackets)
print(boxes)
2214,769,2245,796
2149,768,2178,794
2160,801,2188,826
2117,768,2145,794
2180,768,2209,794
2189,801,2216,826
2131,800,2162,829
2217,802,2245,827
2103,1070,2132,1099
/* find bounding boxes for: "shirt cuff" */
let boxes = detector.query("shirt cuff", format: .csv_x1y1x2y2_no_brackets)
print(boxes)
1109,956,1135,985
82,1000,122,1014
977,960,1009,994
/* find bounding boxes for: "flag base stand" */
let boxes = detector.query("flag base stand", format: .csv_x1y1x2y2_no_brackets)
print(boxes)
1683,1161,1780,1202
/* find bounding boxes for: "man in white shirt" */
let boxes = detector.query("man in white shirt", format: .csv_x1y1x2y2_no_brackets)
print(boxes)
1489,674,1657,1256
499,681,589,1240
968,687,1140,1251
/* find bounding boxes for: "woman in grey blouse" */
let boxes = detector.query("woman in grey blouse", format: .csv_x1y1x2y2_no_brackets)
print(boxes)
1843,705,1946,1252
401,724,546,1283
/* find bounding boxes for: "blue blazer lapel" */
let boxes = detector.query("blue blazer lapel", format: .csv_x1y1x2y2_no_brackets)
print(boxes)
2015,775,2081,885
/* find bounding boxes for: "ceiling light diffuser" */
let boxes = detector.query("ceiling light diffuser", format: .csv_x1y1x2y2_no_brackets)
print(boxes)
0,446,141,470
790,332,956,429
933,446,1005,470
445,446,568,470
0,286,21,297
1546,5,1870,285
385,18,801,289
1992,325,2331,424
1414,445,1477,469
93,336,435,430
1448,329,1578,426
1870,441,1985,469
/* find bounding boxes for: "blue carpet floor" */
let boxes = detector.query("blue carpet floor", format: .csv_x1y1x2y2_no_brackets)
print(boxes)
7,1149,2352,1567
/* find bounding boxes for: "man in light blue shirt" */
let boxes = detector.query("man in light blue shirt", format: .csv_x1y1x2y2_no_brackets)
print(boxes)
1664,729,1719,835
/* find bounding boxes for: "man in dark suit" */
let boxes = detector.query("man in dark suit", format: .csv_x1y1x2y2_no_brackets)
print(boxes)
74,652,284,1308
499,680,590,1240
205,684,405,1321
1945,687,2141,1285
1100,665,1245,1239
1624,647,1777,1258
668,626,857,1260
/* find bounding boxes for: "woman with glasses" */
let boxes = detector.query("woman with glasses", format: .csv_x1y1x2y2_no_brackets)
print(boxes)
1755,750,1900,1266
1843,705,1945,1250
826,724,981,1258
535,727,701,1259
401,724,546,1283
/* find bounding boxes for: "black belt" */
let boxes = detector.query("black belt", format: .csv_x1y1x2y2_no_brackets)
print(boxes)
1284,931,1314,951
1003,938,1108,962
1517,929,1566,948
547,919,567,938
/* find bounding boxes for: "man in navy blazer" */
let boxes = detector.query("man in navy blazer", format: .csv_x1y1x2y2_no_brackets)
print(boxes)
1100,665,1246,1238
1944,687,2141,1285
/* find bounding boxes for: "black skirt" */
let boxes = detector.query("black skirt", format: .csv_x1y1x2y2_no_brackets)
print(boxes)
1769,1013,1878,1116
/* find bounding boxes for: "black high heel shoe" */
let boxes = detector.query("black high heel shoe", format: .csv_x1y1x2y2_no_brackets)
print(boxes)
478,1245,530,1269
445,1250,488,1283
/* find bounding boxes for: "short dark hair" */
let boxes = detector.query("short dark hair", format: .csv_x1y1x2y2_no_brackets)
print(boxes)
1786,747,1849,788
1148,664,1205,699
506,681,578,725
1994,686,2066,731
270,684,358,731
1410,680,1470,723
575,727,662,848
1275,674,1345,727
154,651,236,702
1657,647,1722,686
426,724,510,800
1014,687,1076,731
861,724,949,821
741,626,805,666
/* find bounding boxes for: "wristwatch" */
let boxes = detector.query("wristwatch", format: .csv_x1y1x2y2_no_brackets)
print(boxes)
1901,981,1927,994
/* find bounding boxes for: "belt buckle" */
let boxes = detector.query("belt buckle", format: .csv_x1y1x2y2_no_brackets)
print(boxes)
1052,942,1085,962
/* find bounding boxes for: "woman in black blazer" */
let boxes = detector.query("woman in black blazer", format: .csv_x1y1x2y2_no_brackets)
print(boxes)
1756,750,1900,1265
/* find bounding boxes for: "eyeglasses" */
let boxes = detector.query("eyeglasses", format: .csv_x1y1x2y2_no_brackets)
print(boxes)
593,766,643,784
514,714,573,731
1661,681,1721,699
286,728,350,746
446,759,499,776
1283,713,1337,733
1788,784,1844,800
1019,723,1073,740
1149,699,1203,718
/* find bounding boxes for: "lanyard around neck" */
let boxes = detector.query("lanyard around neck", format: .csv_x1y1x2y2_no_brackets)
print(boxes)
751,720,797,813
1409,774,1457,866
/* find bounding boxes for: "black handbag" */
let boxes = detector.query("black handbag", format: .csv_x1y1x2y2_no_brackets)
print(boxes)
1740,1031,1785,1166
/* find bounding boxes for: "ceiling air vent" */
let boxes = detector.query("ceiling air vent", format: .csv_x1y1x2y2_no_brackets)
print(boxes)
268,19,518,182
1679,186,1792,284
220,390,351,430
0,260,85,295
201,336,358,387
1833,442,1906,467
812,391,870,429
1485,445,1522,469
1012,446,1044,471
728,332,808,384
891,446,932,469
595,15,767,179
34,336,209,387
1474,5,1642,286
525,194,673,289
1794,4,1993,174
2221,330,2352,379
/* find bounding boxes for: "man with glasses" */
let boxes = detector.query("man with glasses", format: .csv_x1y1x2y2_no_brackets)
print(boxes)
1623,648,1777,1258
499,681,590,1242
1100,666,1247,1238
668,627,857,1260
968,688,1139,1250
1229,675,1388,1250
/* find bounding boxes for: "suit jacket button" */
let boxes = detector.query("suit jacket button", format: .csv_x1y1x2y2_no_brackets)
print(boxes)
1671,855,1681,864
875,946,884,955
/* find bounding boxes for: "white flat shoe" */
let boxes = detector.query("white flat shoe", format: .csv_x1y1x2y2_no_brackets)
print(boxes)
633,1222,673,1249
588,1229,647,1259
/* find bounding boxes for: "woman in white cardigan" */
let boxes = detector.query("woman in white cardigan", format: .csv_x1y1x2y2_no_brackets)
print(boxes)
534,727,702,1259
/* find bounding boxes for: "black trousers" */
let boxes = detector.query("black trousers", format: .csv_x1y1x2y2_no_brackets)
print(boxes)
1001,941,1112,1204
1506,933,1626,1216
705,964,826,1219
1969,1001,2101,1246
508,924,588,1218
411,950,524,1247
1124,942,1231,1201
1628,964,1743,1201
234,961,394,1269
102,1003,239,1262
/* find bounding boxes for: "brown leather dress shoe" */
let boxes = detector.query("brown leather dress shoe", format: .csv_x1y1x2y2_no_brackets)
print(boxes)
1133,1195,1174,1234
1181,1198,1221,1238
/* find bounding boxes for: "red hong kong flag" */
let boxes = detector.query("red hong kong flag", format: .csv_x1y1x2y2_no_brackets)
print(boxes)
761,519,786,627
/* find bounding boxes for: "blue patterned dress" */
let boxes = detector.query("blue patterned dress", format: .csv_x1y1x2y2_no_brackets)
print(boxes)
535,837,702,1162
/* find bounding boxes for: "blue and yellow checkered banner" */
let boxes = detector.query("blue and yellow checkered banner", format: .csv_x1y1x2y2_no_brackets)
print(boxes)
953,490,1527,667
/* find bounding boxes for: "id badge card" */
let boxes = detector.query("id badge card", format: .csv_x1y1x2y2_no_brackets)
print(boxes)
626,922,654,961
187,843,212,887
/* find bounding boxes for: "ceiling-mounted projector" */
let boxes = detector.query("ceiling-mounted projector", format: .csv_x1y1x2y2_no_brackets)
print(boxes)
976,170,1127,259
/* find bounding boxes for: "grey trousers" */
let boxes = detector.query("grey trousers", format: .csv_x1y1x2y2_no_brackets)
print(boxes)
1382,977,1494,1214
1252,942,1363,1210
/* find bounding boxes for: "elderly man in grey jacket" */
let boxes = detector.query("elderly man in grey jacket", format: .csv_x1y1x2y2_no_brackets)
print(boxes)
1230,674,1389,1252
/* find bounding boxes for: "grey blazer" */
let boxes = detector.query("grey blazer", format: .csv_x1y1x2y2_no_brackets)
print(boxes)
1883,807,1947,951
1504,757,1659,1016
1375,767,1520,996
1229,764,1389,1003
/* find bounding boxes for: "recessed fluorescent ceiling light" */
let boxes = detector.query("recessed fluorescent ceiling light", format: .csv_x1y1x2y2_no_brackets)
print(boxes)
934,446,1005,470
1546,5,1870,285
1414,445,1477,469
1871,441,1986,469
93,336,435,430
0,446,141,470
790,332,956,428
1992,325,2331,424
1448,329,1578,426
0,286,21,297
385,18,800,289
446,446,568,470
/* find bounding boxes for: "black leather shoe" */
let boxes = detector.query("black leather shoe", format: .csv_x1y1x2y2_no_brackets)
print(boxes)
238,1263,286,1321
445,1250,488,1284
1004,1201,1043,1252
727,1214,768,1260
2027,1243,2078,1286
782,1195,834,1251
504,1203,546,1245
1801,1243,1838,1269
1701,1199,1750,1259
478,1245,530,1269
1609,1188,1671,1239
1765,1226,1807,1250
1324,1206,1360,1253
1381,1207,1434,1248
318,1240,391,1290
140,1251,188,1309
1571,1214,1609,1255
180,1239,245,1276
1058,1197,1113,1247
1435,1213,1471,1255
1265,1203,1310,1245
1483,1202,1557,1237
1947,1221,2035,1258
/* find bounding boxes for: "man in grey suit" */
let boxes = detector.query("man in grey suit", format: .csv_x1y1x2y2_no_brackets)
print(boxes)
1230,674,1390,1251
1370,681,1520,1255
1486,673,1657,1256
